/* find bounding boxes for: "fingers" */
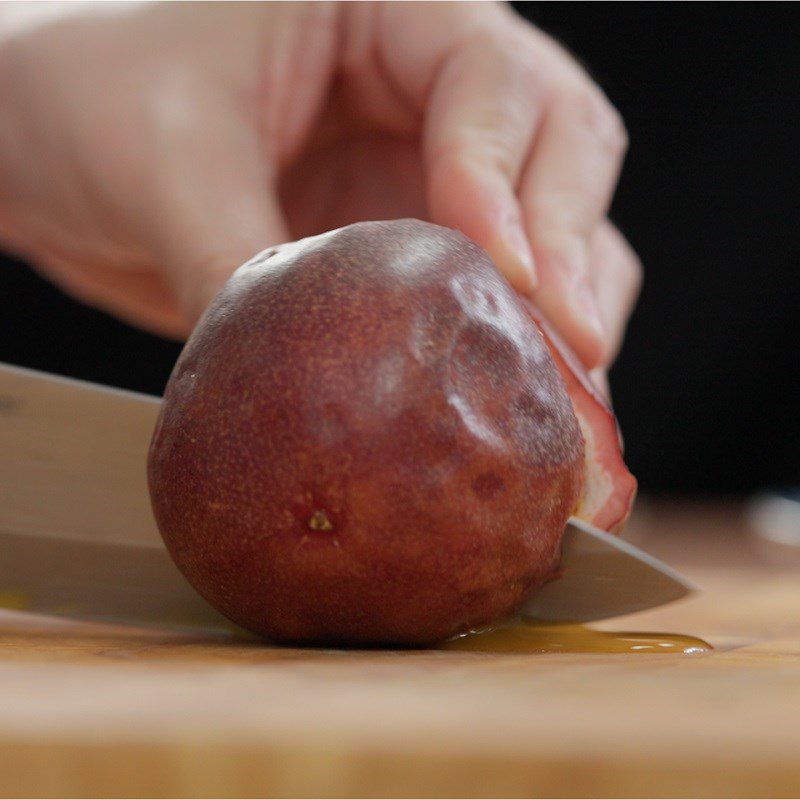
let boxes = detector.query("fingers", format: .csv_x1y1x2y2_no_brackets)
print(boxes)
142,94,289,328
156,188,288,329
423,29,544,295
21,93,290,342
400,6,630,366
29,254,190,340
589,368,611,403
587,220,643,365
521,83,629,368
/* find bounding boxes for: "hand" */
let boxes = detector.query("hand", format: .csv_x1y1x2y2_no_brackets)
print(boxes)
0,2,640,366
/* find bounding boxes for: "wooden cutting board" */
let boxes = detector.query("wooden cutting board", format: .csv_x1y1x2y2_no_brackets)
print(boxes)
1,499,799,798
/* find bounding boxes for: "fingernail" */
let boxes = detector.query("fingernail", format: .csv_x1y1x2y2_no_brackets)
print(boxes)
493,215,537,292
564,238,606,347
576,276,605,339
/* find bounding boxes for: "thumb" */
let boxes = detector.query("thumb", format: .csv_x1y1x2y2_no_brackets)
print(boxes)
143,106,289,330
161,190,289,330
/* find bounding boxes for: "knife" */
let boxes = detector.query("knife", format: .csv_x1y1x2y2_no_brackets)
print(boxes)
0,361,696,633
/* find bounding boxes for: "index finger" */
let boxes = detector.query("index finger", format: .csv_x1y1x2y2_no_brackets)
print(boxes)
520,83,629,367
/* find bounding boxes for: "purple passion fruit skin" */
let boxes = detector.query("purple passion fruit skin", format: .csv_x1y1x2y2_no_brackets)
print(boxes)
148,219,583,645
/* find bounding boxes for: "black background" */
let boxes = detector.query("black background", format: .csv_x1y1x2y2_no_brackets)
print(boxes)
1,3,798,493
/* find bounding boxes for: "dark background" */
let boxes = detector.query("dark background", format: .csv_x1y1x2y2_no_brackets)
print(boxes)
1,3,797,493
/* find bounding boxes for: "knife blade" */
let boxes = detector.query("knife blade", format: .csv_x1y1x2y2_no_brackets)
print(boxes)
0,361,161,548
521,516,696,621
0,526,236,633
0,361,696,631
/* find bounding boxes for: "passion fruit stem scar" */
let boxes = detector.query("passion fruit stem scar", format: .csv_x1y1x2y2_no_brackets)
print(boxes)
309,510,334,531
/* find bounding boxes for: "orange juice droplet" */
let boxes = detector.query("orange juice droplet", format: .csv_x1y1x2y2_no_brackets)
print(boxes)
442,618,711,655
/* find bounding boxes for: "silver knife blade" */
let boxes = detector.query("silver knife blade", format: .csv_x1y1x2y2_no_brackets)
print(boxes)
0,361,697,629
0,361,161,547
0,527,236,633
522,516,697,622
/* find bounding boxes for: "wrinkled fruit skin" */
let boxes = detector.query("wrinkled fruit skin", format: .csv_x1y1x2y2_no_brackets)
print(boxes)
148,220,584,645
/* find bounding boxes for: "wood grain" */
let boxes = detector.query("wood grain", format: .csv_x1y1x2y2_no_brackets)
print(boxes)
2,499,800,798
